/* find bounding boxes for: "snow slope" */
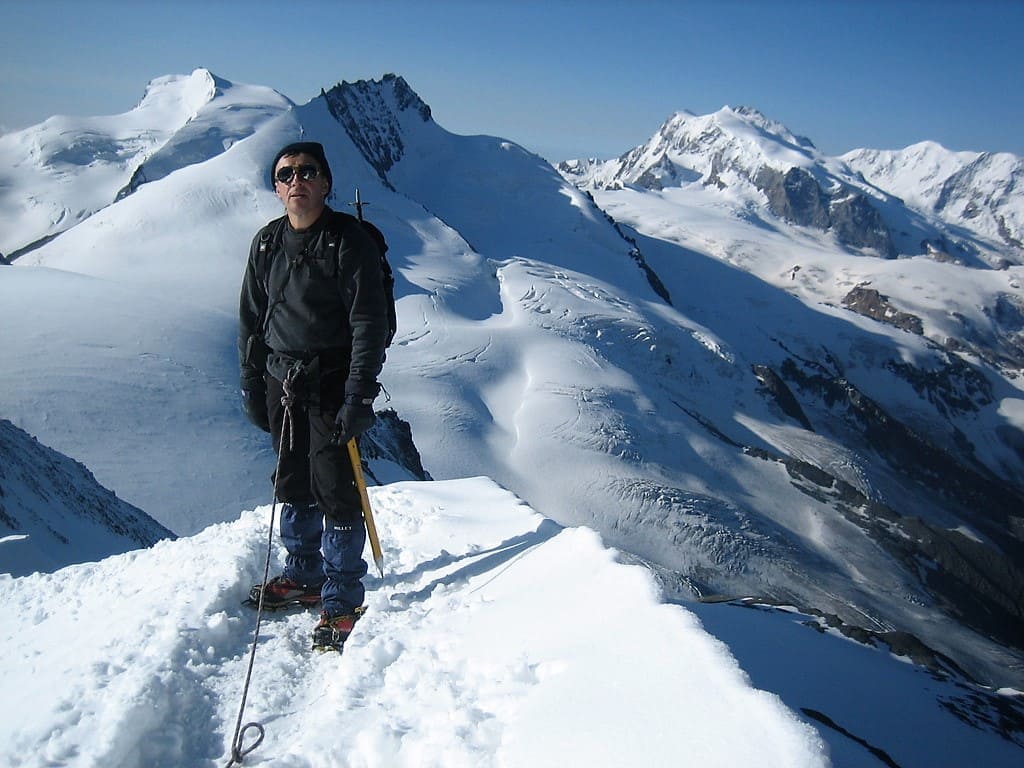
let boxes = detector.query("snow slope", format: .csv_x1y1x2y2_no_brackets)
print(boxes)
0,478,828,768
0,418,171,576
2,70,1023,765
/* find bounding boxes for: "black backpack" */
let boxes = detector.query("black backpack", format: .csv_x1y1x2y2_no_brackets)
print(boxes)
255,209,397,349
346,217,397,348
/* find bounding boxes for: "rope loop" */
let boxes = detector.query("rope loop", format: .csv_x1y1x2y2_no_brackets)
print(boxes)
279,363,304,450
228,722,265,765
281,363,303,408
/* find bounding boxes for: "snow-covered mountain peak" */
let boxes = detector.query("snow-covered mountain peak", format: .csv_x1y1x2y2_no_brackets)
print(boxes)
563,104,823,196
711,104,816,150
320,73,433,183
560,104,1023,265
652,104,818,168
842,141,982,199
133,68,223,124
0,69,292,257
323,73,432,118
845,141,1024,252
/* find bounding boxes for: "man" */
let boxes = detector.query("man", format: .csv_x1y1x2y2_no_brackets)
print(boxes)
238,141,389,648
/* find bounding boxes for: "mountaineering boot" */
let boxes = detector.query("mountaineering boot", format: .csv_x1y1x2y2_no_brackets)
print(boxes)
247,575,323,610
311,607,365,652
243,502,326,610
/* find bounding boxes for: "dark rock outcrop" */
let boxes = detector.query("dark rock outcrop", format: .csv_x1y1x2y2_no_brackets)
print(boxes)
842,286,924,335
322,74,431,187
755,167,897,256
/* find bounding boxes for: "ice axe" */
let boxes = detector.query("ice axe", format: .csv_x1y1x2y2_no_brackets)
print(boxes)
350,187,369,222
344,187,384,578
346,437,385,578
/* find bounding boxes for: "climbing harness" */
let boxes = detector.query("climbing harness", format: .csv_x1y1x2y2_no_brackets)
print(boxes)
224,366,301,766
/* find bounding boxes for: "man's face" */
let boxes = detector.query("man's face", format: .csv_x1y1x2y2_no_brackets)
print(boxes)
274,152,330,219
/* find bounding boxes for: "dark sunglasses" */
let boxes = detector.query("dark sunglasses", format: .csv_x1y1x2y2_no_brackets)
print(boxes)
275,164,321,184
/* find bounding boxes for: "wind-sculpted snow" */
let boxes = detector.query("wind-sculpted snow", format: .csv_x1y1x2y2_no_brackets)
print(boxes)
0,479,829,767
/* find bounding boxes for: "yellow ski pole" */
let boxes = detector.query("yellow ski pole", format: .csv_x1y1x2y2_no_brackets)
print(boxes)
346,437,384,578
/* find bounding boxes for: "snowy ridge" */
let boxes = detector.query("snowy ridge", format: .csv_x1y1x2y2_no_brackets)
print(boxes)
0,479,828,767
0,68,291,258
113,69,294,201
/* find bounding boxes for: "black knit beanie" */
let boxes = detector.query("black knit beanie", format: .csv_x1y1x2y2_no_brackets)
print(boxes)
270,141,333,194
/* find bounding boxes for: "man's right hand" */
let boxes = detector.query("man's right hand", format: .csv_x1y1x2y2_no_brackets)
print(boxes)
241,388,271,432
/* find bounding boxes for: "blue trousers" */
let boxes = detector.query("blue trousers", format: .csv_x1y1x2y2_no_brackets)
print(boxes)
279,503,367,615
267,371,368,616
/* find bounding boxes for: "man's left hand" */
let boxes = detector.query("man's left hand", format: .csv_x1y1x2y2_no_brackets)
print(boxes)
334,396,376,444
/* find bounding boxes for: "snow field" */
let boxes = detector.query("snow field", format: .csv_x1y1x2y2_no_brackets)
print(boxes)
0,478,827,767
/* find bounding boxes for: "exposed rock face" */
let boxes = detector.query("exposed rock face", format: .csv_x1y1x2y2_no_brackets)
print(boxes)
115,165,148,201
360,408,433,484
582,190,672,305
755,167,897,256
755,166,831,229
322,74,432,186
842,286,924,335
752,364,814,430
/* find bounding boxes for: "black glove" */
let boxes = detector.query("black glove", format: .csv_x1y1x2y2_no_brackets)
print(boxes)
333,395,376,445
241,388,271,432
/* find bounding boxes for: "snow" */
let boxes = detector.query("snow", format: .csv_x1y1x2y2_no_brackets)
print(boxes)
0,68,291,258
2,70,1023,766
842,141,1024,256
0,479,826,767
691,599,1024,768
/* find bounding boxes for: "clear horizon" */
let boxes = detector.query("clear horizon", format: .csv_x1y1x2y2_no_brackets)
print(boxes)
1,0,1022,161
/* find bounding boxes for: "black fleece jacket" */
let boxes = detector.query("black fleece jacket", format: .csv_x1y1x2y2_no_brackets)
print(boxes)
238,207,388,399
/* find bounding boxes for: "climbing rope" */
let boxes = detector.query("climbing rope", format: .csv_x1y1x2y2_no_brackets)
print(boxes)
225,366,300,766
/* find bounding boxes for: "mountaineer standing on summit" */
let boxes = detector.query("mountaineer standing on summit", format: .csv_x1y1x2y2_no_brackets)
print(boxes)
238,141,390,649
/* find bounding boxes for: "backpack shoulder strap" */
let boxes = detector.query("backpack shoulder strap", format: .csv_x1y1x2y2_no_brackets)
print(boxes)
324,210,359,250
257,216,288,285
255,215,289,334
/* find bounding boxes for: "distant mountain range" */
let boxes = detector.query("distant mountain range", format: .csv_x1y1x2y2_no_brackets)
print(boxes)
561,106,1023,270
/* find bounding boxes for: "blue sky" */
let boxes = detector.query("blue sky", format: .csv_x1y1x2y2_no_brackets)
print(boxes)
2,0,1021,161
